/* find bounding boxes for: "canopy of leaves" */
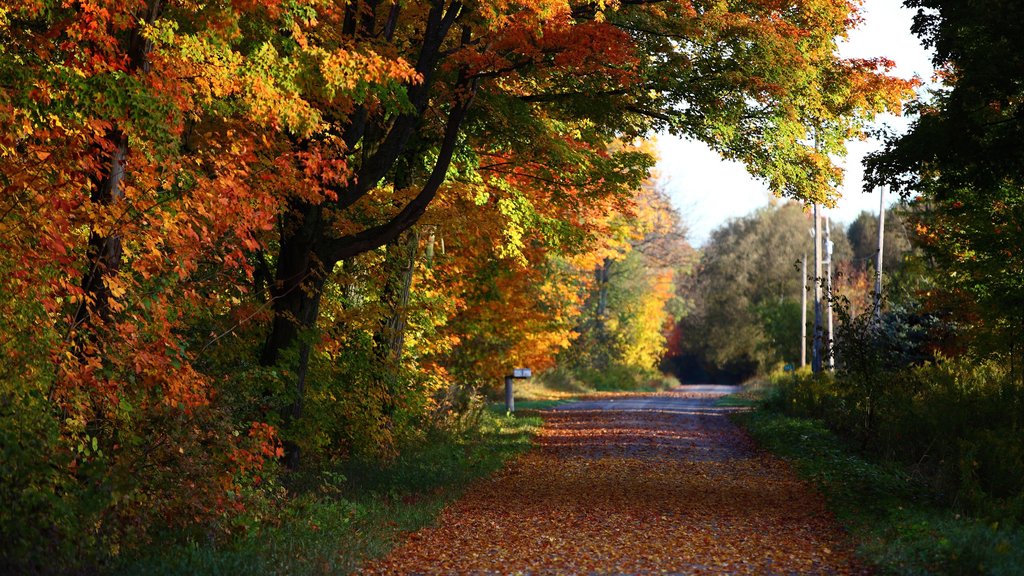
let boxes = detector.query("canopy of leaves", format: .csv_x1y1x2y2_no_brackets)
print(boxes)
864,0,1024,360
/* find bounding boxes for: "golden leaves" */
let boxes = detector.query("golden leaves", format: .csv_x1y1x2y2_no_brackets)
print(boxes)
365,393,867,574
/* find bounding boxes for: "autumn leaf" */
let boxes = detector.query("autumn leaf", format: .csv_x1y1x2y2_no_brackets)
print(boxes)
364,390,867,575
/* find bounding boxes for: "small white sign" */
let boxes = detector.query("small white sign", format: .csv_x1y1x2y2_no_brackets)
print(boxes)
513,368,532,378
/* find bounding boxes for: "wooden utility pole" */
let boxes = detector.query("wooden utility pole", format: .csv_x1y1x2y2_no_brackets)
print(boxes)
801,252,807,368
812,204,823,373
874,186,886,321
825,215,834,370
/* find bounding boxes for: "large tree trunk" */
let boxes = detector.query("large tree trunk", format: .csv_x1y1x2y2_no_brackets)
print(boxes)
74,130,128,330
260,201,338,469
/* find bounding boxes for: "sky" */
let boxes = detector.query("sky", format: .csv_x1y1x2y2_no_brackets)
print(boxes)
656,0,936,246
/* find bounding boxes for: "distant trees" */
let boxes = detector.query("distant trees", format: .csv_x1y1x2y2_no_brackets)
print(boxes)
671,203,851,381
846,210,914,273
668,198,935,383
562,183,694,388
840,207,920,312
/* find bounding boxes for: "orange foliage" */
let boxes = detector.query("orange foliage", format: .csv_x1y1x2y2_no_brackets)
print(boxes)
367,391,867,574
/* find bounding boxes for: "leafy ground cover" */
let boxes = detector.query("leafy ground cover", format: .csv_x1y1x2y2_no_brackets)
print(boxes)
112,411,541,575
734,407,1024,575
367,389,867,574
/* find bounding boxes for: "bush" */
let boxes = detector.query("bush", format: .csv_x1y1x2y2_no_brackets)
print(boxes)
113,409,541,575
579,364,674,392
737,409,1024,576
767,356,1024,520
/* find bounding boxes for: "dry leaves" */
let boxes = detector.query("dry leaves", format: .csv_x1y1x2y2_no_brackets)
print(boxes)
364,391,867,575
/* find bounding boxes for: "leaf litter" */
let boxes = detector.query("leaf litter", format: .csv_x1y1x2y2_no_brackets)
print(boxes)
363,390,867,575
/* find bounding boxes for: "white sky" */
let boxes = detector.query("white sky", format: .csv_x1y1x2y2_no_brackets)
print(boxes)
656,0,936,245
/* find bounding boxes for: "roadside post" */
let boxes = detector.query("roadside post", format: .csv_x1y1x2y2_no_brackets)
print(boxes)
506,368,532,413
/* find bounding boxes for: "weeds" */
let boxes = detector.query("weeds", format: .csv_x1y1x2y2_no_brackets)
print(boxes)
736,409,1024,575
114,410,542,575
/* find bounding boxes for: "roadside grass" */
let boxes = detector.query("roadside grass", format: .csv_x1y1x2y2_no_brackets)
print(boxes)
513,374,591,400
521,365,679,400
714,392,760,408
497,366,682,412
114,410,542,576
488,398,577,412
734,408,1024,575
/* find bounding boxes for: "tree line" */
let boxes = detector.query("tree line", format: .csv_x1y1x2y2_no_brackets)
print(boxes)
668,202,917,383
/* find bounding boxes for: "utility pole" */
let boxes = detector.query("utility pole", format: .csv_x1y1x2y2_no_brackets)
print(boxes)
812,203,823,374
800,252,807,368
825,215,834,370
874,185,886,322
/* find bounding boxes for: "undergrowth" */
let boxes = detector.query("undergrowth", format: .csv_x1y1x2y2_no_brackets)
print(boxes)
113,410,542,575
735,408,1024,575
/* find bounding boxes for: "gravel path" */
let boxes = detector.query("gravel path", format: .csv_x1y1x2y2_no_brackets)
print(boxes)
363,386,867,575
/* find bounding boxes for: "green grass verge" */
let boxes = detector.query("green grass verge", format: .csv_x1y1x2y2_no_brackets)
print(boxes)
714,393,759,408
734,409,1024,575
114,410,542,575
487,398,577,413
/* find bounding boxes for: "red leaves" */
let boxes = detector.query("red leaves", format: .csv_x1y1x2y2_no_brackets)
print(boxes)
366,392,867,574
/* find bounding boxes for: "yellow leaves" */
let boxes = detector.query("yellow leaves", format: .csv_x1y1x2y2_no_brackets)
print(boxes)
474,0,572,32
105,275,128,299
316,47,421,97
159,22,422,136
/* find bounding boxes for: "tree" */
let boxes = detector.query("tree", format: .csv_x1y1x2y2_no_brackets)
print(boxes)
847,209,914,272
0,0,324,562
568,178,694,381
674,202,853,381
865,0,1024,369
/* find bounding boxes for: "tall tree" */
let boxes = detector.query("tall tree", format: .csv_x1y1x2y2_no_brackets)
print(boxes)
846,209,914,272
865,0,1024,368
255,0,916,465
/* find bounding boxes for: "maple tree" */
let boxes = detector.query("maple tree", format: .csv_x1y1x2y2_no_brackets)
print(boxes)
0,0,917,569
0,0,405,562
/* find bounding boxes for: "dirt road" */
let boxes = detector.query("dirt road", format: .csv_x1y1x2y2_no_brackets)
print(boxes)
364,386,866,574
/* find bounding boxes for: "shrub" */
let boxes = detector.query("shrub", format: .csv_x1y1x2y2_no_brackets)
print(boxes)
768,356,1024,520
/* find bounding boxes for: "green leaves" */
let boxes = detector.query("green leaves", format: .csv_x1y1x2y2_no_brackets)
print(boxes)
866,0,1024,363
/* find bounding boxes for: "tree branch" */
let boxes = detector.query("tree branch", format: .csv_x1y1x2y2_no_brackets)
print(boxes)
626,105,675,123
518,89,629,103
325,85,477,261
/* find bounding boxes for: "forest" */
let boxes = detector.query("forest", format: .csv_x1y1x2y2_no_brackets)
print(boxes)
2,0,1021,573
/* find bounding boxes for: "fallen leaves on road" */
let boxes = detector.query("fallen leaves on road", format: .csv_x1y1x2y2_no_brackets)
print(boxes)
363,392,867,574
